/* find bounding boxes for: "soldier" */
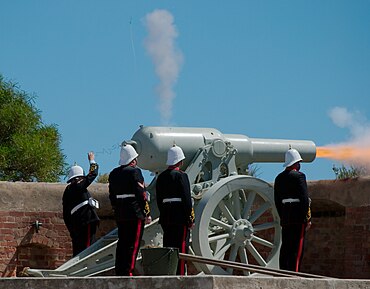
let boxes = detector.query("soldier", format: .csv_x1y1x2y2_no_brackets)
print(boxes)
108,144,151,276
156,145,195,275
63,152,100,256
274,148,312,272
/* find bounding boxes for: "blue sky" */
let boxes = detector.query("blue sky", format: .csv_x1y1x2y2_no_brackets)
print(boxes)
1,1,370,183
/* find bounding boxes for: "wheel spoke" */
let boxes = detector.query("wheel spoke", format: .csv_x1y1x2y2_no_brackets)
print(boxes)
210,217,232,231
208,233,230,243
246,242,267,266
226,267,233,274
214,240,231,260
232,191,241,220
226,244,239,274
218,200,235,224
239,246,248,263
253,222,277,232
228,244,238,262
238,247,251,276
242,191,256,219
249,202,271,223
251,235,274,248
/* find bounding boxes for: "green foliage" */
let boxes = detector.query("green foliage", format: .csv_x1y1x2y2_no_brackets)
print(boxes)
332,164,367,180
247,164,261,178
96,173,109,183
0,75,66,182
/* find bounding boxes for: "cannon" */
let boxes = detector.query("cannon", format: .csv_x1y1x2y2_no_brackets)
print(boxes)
25,126,316,277
127,126,316,275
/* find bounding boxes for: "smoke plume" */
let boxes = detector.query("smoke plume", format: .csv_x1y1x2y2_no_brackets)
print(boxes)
328,107,370,147
143,10,183,125
317,107,370,168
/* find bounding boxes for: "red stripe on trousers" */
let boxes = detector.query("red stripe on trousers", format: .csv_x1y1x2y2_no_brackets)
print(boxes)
179,225,187,276
129,219,143,276
295,224,305,272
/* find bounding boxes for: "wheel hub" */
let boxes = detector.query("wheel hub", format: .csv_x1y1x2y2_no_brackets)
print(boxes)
230,219,254,244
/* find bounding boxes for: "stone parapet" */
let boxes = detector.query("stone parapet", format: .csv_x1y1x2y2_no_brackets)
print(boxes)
0,276,370,289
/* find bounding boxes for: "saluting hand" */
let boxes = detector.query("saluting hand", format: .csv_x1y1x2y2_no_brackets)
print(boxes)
88,151,95,161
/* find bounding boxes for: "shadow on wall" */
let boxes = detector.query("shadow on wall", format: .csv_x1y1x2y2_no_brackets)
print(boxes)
302,198,346,278
311,199,346,217
2,226,58,277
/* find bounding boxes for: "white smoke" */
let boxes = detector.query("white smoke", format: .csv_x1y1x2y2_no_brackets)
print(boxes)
328,106,370,146
324,107,370,172
143,10,183,125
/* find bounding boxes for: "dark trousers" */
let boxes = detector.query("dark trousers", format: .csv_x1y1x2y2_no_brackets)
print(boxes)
161,224,189,275
70,222,97,257
116,219,144,276
279,223,306,272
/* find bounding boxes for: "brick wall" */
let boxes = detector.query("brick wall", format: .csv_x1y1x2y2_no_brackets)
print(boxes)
344,207,370,278
1,178,370,278
302,207,370,279
0,211,116,277
0,211,67,276
301,178,370,278
0,181,116,277
301,210,346,277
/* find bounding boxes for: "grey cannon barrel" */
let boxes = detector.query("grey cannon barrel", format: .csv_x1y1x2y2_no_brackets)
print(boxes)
126,126,316,173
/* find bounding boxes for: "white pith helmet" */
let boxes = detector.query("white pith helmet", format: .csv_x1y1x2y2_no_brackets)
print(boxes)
119,144,138,165
166,145,185,166
67,165,84,182
284,148,303,167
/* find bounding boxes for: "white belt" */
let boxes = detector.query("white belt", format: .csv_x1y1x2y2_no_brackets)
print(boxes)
71,200,89,215
282,198,300,204
163,198,182,203
116,194,135,199
71,198,99,215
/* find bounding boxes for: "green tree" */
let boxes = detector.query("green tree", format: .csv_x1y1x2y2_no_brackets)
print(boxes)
0,75,66,182
96,173,109,183
332,164,367,180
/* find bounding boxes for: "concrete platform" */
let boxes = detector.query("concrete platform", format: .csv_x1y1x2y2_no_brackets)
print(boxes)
0,276,369,289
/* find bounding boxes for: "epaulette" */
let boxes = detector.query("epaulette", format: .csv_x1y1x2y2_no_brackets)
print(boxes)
89,163,98,173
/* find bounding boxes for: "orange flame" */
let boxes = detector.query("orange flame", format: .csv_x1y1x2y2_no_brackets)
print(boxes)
317,145,370,165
